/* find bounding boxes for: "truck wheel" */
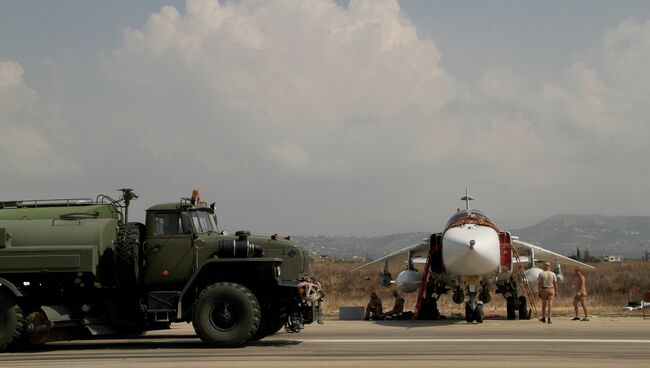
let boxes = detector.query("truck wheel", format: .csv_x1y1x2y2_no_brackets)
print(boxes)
192,282,261,348
115,222,142,286
251,315,285,341
0,294,24,352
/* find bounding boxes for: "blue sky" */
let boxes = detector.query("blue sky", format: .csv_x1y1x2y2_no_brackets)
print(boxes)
2,0,650,235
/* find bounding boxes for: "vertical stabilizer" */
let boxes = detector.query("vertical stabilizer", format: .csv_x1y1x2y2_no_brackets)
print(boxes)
460,187,474,210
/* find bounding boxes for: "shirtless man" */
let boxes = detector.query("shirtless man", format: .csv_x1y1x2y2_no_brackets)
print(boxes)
572,268,589,321
537,261,557,324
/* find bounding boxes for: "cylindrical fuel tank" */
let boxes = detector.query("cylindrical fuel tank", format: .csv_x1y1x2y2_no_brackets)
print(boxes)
0,204,120,274
1,219,118,248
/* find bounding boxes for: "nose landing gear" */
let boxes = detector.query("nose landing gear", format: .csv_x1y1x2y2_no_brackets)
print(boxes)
463,279,487,324
465,292,485,324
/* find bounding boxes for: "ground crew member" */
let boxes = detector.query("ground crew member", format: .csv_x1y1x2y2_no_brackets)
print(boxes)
572,268,589,321
365,292,383,320
379,289,405,320
537,261,557,324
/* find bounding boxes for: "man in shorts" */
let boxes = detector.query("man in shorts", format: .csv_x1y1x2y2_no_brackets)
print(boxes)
537,261,557,324
572,268,589,321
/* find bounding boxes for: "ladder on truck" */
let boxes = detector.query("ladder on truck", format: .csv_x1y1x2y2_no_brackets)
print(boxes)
511,246,538,319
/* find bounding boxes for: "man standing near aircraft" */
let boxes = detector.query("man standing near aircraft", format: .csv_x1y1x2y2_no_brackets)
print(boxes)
572,268,589,321
537,262,558,324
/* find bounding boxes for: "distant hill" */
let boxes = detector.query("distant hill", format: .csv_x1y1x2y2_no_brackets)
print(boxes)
295,232,429,261
513,214,650,259
296,215,650,260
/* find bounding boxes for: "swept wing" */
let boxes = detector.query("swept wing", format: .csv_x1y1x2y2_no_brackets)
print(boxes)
512,238,595,270
350,240,429,272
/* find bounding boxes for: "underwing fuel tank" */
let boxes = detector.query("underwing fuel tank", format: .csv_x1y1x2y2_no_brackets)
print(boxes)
443,224,500,277
395,269,421,293
523,267,564,292
525,267,543,292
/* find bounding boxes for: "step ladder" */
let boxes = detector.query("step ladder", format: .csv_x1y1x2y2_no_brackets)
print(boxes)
511,246,538,319
412,243,436,320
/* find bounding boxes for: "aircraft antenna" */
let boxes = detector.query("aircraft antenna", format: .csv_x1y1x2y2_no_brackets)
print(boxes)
460,187,474,210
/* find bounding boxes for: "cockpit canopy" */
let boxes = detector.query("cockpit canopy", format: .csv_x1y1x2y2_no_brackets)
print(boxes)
445,209,495,230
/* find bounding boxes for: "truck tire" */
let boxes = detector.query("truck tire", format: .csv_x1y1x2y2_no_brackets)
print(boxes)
192,282,261,348
115,222,142,286
0,294,24,352
251,314,285,341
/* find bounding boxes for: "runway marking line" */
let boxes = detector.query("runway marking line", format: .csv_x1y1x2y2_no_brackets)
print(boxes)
298,338,650,344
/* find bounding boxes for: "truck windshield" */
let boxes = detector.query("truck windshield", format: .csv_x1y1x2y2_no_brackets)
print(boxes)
209,213,218,232
191,210,215,234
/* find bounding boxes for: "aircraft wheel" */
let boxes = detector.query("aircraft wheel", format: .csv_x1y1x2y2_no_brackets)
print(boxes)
518,296,529,320
464,303,473,323
479,291,491,304
506,296,516,320
475,304,484,324
192,282,261,347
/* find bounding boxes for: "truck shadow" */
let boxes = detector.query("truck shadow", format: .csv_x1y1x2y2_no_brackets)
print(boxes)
13,336,301,352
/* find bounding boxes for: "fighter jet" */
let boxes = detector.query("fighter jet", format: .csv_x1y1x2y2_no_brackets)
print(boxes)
352,190,594,323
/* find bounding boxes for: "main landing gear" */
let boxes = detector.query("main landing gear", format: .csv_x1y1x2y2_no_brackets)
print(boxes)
506,296,529,320
497,277,530,320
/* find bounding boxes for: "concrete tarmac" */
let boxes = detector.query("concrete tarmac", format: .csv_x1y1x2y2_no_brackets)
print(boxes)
2,317,650,368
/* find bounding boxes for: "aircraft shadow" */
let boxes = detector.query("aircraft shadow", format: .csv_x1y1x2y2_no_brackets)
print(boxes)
370,314,520,327
371,318,460,328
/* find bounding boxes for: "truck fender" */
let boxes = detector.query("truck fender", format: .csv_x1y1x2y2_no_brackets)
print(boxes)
176,257,283,319
0,277,23,298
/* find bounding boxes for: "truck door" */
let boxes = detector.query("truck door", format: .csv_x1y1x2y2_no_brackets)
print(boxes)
143,211,195,286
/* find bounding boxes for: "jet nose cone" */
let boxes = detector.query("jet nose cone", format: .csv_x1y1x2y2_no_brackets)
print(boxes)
443,225,501,276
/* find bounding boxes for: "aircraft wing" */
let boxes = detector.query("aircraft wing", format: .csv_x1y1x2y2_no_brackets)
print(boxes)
511,238,595,270
350,240,429,272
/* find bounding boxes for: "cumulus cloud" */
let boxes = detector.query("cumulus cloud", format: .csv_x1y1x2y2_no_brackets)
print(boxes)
103,0,454,171
3,1,650,235
97,0,462,233
0,61,79,178
97,1,650,233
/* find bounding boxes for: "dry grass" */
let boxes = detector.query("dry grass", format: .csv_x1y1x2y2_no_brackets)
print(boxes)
310,260,650,318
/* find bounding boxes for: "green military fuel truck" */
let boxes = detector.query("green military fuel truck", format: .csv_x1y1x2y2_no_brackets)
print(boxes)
0,189,323,351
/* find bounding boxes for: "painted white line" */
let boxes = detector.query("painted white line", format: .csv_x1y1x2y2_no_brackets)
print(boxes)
298,339,650,344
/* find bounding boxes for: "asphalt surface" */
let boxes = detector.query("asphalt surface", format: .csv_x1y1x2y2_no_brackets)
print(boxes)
2,317,650,367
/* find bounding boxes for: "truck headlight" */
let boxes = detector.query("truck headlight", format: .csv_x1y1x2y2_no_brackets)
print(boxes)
275,265,281,278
